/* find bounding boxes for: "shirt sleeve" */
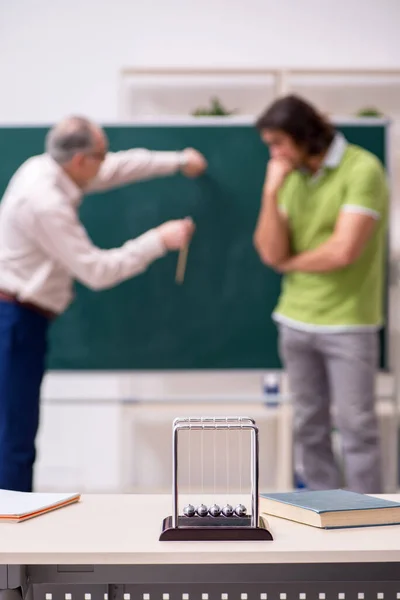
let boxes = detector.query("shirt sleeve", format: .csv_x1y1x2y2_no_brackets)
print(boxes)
32,194,167,290
341,159,388,220
86,149,184,193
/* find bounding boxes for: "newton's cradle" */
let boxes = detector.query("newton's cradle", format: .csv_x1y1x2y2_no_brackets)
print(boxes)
160,416,273,541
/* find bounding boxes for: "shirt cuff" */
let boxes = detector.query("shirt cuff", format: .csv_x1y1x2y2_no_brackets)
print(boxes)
341,204,381,219
153,151,186,173
178,151,189,168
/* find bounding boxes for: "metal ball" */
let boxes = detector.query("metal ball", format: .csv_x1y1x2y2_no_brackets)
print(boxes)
183,504,196,517
234,503,247,517
209,504,221,517
196,503,209,517
222,503,234,517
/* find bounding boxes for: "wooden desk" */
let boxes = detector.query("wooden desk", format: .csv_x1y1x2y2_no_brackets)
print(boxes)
1,494,400,600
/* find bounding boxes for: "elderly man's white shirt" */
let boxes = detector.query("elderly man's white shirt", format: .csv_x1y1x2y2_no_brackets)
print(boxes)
0,149,183,313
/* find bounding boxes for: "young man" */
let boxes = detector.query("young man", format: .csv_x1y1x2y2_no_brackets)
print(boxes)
0,116,207,492
254,95,388,493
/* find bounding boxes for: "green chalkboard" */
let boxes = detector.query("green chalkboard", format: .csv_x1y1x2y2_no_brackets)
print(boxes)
0,121,389,370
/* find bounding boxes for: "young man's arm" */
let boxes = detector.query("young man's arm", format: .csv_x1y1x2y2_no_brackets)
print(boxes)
253,159,293,266
278,211,377,273
277,160,387,273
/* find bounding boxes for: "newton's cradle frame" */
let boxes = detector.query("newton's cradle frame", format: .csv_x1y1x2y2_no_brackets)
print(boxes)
160,416,273,541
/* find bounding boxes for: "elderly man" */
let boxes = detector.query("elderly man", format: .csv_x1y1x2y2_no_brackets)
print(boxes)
0,116,207,492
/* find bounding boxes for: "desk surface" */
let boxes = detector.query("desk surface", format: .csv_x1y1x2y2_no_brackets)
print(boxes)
0,494,400,565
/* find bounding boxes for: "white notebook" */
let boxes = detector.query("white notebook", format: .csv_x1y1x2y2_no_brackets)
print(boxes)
0,489,81,522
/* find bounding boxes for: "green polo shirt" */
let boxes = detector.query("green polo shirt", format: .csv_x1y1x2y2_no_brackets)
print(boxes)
273,133,388,332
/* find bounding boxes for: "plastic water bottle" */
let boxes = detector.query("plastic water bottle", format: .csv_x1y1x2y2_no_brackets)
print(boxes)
262,373,280,406
294,472,307,489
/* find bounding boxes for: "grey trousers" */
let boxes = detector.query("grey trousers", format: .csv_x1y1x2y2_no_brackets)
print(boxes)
278,324,382,493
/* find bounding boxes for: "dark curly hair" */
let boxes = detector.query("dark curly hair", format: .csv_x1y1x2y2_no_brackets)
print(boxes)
255,95,335,156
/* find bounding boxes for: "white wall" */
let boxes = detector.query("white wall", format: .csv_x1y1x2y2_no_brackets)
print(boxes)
0,0,399,124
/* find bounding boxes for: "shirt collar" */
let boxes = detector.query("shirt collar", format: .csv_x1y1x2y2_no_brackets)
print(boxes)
323,131,347,168
301,132,347,183
46,155,83,206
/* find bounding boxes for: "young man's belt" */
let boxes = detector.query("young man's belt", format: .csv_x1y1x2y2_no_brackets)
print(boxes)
0,290,57,320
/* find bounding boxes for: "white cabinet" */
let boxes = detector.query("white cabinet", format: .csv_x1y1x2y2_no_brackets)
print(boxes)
34,401,124,492
34,372,398,494
119,402,293,493
34,399,293,494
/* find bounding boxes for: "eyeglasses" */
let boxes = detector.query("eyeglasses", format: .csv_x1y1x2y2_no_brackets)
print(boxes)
85,149,107,161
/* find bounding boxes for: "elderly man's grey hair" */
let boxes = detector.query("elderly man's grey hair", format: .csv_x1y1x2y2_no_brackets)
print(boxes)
45,116,97,164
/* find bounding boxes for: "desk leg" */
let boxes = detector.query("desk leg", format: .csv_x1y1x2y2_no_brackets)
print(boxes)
0,566,29,600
